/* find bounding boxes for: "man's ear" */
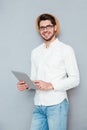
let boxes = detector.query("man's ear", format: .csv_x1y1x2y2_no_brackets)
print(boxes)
54,25,57,32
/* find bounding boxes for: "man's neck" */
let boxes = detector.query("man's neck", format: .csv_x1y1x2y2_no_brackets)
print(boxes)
44,37,56,48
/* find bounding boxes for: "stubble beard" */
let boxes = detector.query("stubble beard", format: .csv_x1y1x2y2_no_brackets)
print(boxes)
41,33,55,42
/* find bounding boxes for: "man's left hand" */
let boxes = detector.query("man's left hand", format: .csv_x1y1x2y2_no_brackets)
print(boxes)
33,80,53,90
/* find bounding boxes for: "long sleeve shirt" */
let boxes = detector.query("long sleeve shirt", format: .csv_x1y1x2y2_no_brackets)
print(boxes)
30,38,80,106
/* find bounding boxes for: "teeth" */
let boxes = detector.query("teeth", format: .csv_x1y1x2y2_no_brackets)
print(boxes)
44,33,49,37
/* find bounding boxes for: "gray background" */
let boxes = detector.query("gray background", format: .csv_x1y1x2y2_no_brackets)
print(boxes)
0,0,87,130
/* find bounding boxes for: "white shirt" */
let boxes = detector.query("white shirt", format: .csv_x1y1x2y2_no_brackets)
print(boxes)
30,39,80,106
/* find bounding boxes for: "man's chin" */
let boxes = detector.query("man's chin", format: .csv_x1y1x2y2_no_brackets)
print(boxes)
42,34,55,41
44,38,51,41
42,36,53,41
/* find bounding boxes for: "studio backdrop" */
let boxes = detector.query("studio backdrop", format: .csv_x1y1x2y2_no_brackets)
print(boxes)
0,0,87,130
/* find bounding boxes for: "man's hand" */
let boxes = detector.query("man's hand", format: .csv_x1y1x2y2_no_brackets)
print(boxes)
17,81,29,91
33,80,53,90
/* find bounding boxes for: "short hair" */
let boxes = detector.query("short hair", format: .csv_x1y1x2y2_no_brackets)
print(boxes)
36,13,60,36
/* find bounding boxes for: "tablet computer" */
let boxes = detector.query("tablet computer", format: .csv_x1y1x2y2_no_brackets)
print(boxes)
11,70,37,90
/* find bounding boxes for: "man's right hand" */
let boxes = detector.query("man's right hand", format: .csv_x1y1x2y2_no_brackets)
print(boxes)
17,81,29,91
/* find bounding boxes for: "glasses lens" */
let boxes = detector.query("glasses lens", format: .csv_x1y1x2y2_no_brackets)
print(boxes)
40,25,54,31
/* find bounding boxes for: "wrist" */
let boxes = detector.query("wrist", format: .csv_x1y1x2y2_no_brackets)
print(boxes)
49,83,54,89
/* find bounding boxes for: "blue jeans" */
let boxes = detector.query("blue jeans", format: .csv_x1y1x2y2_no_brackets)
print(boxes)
30,99,69,130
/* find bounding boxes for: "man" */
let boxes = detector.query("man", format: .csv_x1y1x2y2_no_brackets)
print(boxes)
17,13,80,130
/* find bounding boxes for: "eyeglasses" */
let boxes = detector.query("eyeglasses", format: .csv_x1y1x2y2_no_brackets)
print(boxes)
39,25,54,31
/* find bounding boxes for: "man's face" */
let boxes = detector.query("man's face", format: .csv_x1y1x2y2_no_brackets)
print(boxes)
39,20,57,41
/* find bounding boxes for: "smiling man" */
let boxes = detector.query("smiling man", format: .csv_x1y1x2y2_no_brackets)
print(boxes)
17,13,80,130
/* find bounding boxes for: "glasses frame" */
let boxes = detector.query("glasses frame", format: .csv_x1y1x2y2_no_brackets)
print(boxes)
39,24,54,31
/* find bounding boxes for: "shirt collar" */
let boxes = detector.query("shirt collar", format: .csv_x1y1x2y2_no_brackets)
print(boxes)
43,38,60,49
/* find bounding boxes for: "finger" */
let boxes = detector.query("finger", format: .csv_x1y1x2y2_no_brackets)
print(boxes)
33,81,39,84
17,84,27,91
17,81,25,85
17,86,24,91
34,81,40,85
33,80,42,83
